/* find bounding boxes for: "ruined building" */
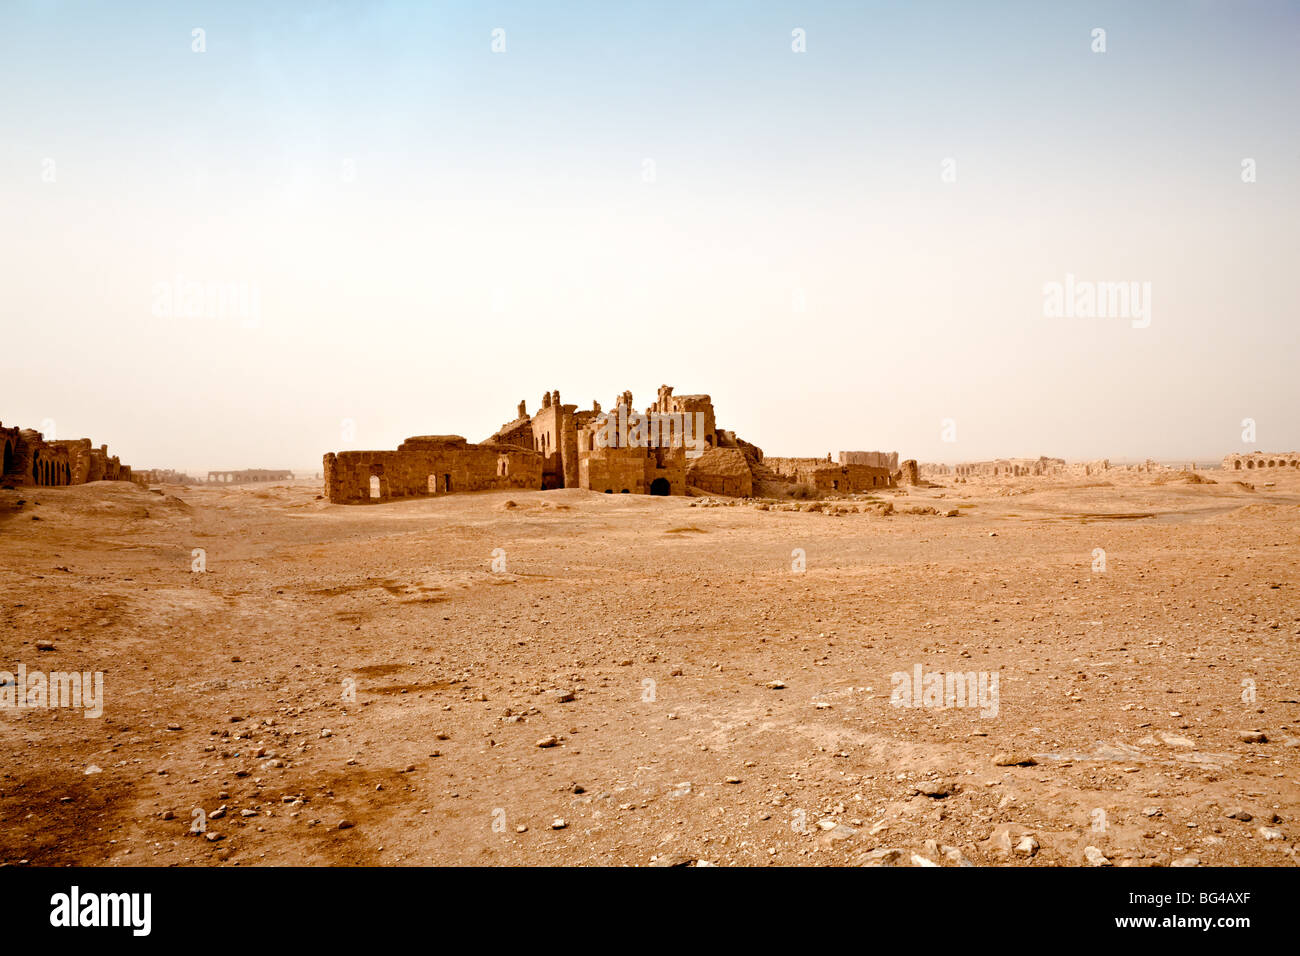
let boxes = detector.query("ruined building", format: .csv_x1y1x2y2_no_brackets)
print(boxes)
763,451,897,493
1222,452,1300,471
206,469,294,484
0,422,132,488
323,384,903,504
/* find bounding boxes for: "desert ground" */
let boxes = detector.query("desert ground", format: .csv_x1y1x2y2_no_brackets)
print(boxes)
1,469,1297,867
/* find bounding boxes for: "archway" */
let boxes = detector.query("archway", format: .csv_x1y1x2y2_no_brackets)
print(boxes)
369,476,381,499
650,478,671,496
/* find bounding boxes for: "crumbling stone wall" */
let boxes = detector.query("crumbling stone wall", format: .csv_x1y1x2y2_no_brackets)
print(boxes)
686,447,753,497
323,436,542,504
1222,452,1300,471
953,457,1066,477
206,469,294,484
765,455,895,492
0,423,131,489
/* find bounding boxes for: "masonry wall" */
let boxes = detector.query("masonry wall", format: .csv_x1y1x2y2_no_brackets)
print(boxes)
1222,452,1300,471
324,436,542,503
0,423,132,489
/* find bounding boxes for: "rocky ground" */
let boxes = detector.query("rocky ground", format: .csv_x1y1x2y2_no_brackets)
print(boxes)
1,468,1296,866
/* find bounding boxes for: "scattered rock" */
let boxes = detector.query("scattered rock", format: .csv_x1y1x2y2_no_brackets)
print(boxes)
993,752,1037,767
1083,846,1111,866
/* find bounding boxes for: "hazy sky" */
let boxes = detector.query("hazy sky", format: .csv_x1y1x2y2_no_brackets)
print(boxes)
2,0,1297,473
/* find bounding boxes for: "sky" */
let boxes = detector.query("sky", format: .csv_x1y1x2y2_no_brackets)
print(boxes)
1,0,1297,473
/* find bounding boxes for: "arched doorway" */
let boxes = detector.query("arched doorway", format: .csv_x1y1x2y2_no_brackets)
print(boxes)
650,478,670,496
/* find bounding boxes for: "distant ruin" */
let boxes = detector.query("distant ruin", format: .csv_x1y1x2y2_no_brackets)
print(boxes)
132,469,201,485
0,422,132,488
206,469,294,484
323,385,900,504
1222,452,1300,471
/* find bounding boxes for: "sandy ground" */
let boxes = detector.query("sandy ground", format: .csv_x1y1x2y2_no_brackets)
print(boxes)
1,469,1297,867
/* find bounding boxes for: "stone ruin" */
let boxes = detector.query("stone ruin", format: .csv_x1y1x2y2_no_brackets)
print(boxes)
205,469,294,484
132,468,201,485
0,422,132,488
762,451,898,493
322,384,902,504
1222,452,1300,472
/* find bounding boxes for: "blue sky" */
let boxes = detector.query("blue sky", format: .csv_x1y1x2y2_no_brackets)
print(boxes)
2,1,1297,470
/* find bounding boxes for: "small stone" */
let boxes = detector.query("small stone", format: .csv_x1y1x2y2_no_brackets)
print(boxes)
554,690,575,703
1258,826,1284,840
766,680,786,690
35,641,55,651
1225,808,1253,822
1239,731,1268,743
910,853,939,867
861,847,905,867
551,818,567,830
993,752,1037,767
204,832,223,842
536,735,559,748
1083,845,1110,866
1171,856,1200,867
1014,835,1039,857
337,819,355,830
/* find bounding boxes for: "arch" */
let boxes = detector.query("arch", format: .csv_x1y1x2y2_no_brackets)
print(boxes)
604,489,612,494
369,475,382,499
1234,460,1241,470
620,488,630,494
650,477,670,496
1247,460,1254,468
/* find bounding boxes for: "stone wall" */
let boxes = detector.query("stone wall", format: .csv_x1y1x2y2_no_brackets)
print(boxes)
1222,452,1300,472
953,457,1066,478
686,447,753,497
206,469,294,484
0,422,132,488
765,456,895,492
323,436,542,504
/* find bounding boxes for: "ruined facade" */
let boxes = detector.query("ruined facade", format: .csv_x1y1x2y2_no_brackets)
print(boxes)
0,423,132,489
324,436,542,504
1222,452,1300,471
950,457,1067,478
206,469,294,484
322,385,899,504
764,453,896,493
133,469,202,485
